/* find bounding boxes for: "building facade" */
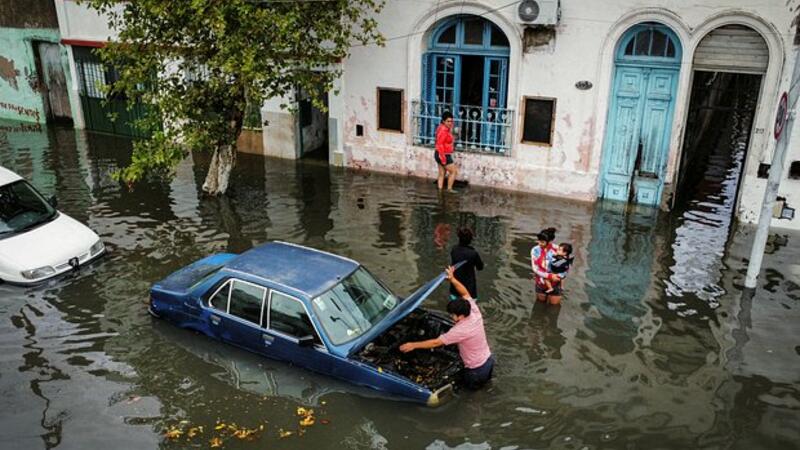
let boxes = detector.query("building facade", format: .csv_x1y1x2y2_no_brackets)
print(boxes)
262,0,800,230
44,0,800,230
0,0,74,125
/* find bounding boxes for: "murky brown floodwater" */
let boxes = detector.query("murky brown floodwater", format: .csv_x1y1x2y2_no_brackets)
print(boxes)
0,123,798,449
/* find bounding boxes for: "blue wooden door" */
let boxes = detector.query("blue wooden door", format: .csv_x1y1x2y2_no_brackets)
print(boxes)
600,66,678,206
634,69,678,204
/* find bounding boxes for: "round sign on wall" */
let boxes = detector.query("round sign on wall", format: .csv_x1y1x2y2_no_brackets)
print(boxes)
774,91,788,141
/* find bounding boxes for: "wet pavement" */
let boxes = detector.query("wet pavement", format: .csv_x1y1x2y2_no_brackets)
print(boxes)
0,123,798,449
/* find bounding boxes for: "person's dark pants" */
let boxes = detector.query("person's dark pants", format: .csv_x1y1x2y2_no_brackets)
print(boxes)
463,355,494,390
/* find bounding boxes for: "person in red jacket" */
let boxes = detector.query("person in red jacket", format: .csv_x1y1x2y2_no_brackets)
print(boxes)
434,111,458,192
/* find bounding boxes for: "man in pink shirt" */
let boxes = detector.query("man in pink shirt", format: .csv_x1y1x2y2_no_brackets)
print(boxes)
399,266,494,389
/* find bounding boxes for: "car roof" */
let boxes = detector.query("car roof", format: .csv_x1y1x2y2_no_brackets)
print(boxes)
0,166,22,186
224,242,360,298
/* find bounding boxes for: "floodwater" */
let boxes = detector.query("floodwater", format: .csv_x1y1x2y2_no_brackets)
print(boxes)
0,123,798,450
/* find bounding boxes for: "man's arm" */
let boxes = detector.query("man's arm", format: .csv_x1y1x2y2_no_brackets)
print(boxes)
446,266,471,299
399,338,444,353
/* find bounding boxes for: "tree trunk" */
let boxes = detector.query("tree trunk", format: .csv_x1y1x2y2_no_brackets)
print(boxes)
202,108,244,195
202,143,236,195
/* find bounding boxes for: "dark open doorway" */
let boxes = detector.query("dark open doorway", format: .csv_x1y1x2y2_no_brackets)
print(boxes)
674,71,761,216
298,89,329,162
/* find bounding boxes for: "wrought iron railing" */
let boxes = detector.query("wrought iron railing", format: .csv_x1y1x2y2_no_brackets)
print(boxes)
411,100,515,155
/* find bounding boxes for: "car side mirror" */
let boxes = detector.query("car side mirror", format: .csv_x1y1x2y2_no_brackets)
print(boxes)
48,195,58,208
297,335,316,347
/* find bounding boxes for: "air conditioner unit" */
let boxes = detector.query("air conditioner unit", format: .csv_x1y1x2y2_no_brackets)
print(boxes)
517,0,560,26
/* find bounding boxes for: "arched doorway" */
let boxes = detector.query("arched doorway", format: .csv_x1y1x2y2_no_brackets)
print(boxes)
414,15,512,153
599,23,682,206
674,25,768,210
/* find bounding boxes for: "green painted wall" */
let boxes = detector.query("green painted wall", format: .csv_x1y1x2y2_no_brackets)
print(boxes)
0,28,72,123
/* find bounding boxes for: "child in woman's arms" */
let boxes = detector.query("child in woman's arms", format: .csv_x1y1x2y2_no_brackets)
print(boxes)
544,243,573,294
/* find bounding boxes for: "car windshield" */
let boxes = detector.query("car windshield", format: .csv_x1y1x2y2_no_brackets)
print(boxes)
311,267,399,346
0,180,56,238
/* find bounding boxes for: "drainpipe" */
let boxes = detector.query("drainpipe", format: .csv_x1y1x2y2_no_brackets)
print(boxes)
744,46,799,289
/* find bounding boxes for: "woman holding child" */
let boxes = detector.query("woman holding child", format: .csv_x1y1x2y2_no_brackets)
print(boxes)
530,227,573,305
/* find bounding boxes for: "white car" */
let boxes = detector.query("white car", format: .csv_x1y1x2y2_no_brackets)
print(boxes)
0,166,105,285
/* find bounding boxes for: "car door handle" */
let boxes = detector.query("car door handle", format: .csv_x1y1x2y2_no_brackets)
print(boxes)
210,315,221,326
262,333,274,346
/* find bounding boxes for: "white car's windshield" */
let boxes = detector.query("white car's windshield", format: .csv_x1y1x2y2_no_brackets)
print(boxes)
0,180,56,238
311,267,399,346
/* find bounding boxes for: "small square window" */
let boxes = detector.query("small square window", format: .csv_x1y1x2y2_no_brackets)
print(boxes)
789,161,800,180
521,97,556,145
355,124,364,137
377,88,403,132
758,163,770,179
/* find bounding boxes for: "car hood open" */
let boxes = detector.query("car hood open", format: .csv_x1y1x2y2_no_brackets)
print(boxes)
341,262,463,358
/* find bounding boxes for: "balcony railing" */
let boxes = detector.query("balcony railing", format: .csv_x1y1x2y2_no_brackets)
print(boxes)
411,100,515,155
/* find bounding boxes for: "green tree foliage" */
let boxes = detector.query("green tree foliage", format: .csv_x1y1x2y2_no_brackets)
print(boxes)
82,0,384,194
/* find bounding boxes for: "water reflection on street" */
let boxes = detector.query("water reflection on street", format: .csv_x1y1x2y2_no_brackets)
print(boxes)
0,123,798,449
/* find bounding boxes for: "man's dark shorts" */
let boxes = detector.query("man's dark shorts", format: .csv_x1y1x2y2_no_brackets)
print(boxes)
535,283,562,296
434,151,454,166
463,355,494,390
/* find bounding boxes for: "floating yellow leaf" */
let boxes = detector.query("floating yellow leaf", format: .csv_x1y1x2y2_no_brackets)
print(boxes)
233,428,255,439
299,416,315,427
164,428,183,439
214,423,226,431
296,407,309,416
378,367,383,373
187,427,200,438
279,429,293,438
209,436,223,448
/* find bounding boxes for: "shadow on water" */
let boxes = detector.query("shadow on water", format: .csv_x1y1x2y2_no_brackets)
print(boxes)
0,121,798,449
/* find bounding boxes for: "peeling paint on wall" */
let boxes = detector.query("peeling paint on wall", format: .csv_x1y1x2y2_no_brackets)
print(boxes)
575,116,595,173
0,55,20,90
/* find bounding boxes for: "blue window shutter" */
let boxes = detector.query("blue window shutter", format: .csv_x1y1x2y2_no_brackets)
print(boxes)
421,52,433,102
421,52,434,142
498,58,508,107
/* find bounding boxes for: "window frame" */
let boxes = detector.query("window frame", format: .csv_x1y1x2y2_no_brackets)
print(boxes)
207,279,233,312
227,279,268,326
376,87,404,133
520,96,557,146
266,289,324,347
207,278,268,325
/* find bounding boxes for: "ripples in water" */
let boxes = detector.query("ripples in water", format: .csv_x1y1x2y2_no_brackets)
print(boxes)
0,122,798,449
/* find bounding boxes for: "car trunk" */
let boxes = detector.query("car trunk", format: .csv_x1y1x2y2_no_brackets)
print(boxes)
354,308,463,391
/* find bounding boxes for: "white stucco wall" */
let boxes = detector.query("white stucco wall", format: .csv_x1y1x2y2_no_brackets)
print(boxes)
331,0,799,229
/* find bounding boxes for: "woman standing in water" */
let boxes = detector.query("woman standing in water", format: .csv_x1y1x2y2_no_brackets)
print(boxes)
434,111,458,192
531,227,562,305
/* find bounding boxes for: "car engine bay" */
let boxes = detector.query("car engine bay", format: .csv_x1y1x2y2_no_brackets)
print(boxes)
355,309,463,390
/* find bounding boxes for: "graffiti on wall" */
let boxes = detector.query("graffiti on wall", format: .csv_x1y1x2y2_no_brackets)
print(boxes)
0,122,42,133
0,55,20,90
0,101,41,122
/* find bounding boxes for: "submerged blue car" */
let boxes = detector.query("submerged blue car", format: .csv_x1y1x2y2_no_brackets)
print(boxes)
149,242,462,406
